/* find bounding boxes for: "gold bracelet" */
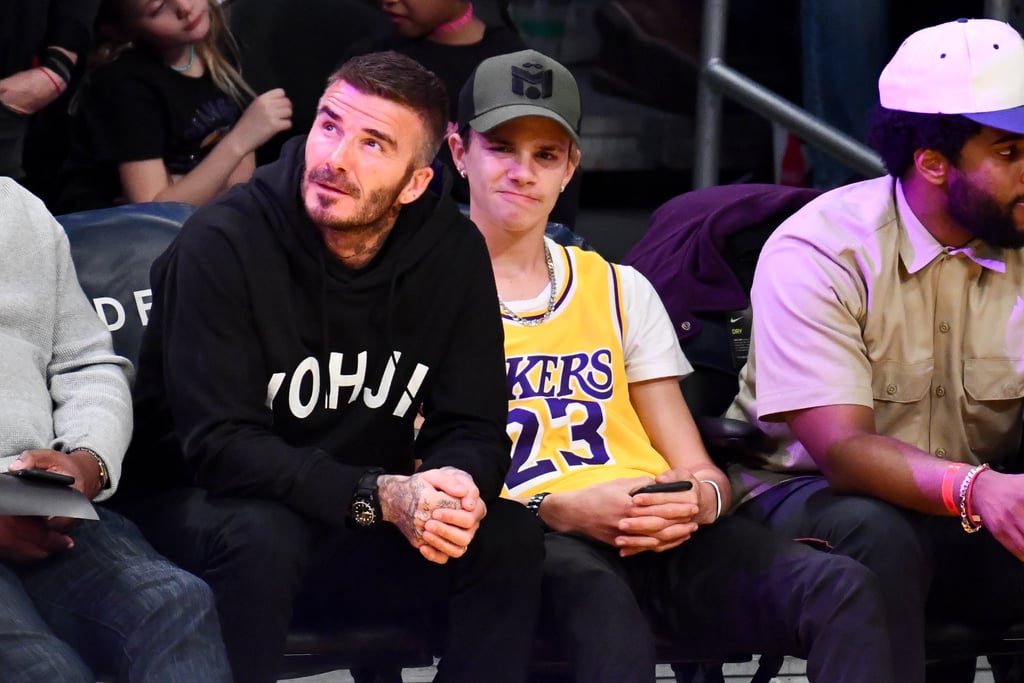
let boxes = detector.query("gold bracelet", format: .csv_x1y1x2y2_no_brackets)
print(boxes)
957,463,988,533
70,447,109,490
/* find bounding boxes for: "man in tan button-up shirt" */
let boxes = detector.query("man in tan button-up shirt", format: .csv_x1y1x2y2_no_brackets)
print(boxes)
728,18,1024,683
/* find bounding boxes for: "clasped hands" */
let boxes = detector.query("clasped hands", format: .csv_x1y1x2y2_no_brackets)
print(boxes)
557,469,701,558
379,466,486,565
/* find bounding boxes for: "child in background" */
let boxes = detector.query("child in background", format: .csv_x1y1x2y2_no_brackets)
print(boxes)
373,0,525,115
58,0,291,211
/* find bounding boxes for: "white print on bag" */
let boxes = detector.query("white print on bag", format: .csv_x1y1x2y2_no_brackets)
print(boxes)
266,351,429,419
91,289,154,331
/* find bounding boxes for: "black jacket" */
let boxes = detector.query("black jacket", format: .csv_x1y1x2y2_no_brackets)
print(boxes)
124,137,511,527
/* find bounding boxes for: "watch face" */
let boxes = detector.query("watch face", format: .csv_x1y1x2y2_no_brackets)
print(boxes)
352,499,377,527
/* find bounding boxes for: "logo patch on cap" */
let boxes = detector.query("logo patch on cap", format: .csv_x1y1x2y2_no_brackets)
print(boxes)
511,62,553,100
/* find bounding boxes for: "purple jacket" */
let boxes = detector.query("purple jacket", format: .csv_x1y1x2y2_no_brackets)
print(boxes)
623,184,820,343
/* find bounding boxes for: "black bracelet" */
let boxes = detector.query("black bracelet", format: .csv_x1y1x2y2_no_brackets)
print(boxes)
40,47,74,85
525,491,551,529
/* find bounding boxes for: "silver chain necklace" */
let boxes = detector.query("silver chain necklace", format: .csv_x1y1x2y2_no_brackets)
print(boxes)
498,243,557,326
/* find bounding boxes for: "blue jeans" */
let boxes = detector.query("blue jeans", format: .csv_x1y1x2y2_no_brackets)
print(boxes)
0,507,231,683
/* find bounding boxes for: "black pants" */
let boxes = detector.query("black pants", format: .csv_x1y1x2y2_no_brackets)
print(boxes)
128,489,544,683
736,475,1024,683
541,514,894,683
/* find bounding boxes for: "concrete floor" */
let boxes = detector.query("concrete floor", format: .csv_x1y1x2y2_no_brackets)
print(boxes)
281,658,997,682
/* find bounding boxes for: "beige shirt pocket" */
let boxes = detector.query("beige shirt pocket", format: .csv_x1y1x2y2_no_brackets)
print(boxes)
963,358,1024,463
870,359,935,453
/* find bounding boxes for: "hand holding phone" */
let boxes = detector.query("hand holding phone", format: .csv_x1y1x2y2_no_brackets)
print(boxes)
4,468,75,486
629,480,693,496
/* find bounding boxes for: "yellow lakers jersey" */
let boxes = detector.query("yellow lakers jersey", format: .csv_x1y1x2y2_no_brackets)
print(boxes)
501,244,670,498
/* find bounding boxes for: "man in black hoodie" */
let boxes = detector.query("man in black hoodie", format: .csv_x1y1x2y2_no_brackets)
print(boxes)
119,51,543,683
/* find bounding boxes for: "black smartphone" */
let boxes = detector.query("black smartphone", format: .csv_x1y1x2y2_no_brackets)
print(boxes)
4,468,75,486
630,480,693,496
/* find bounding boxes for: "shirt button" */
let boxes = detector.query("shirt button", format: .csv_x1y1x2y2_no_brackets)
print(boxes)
936,448,947,457
936,386,946,397
886,384,897,395
680,321,691,331
939,322,950,333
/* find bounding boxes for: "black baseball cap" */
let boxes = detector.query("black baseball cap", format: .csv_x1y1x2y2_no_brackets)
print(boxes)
457,49,581,145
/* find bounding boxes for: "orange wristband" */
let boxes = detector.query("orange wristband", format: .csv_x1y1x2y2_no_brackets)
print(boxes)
941,462,964,515
37,66,63,95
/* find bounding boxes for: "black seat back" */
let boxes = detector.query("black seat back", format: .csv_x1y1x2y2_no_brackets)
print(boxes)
56,202,194,369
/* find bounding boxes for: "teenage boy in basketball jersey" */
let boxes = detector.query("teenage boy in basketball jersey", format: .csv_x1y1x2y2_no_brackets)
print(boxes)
451,48,897,683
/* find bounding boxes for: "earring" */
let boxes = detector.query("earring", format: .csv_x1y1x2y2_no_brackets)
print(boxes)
459,168,467,178
560,184,566,193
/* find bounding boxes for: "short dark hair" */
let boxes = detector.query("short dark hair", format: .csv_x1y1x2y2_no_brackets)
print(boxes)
866,105,982,178
326,52,449,166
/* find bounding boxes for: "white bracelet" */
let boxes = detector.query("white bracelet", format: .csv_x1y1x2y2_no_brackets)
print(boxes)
700,480,722,521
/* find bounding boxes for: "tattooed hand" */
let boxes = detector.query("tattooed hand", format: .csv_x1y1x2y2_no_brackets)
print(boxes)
379,467,487,564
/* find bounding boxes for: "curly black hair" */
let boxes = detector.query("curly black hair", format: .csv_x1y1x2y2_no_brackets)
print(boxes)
866,106,982,178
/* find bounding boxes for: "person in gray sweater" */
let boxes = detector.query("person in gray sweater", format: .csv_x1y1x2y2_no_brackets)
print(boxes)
0,177,231,683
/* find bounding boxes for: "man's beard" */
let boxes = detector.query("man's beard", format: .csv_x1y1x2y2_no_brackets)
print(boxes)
303,164,413,234
948,171,1024,249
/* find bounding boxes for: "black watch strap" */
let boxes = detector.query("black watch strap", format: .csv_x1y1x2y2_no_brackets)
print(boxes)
350,467,386,528
526,491,551,523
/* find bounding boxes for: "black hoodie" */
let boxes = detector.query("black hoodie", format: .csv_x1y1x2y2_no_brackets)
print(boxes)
123,137,511,529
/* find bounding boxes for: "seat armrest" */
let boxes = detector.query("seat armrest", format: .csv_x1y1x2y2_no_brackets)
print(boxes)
695,415,775,460
695,415,760,447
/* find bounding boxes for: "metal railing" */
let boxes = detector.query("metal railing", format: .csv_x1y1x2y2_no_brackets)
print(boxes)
692,0,1021,187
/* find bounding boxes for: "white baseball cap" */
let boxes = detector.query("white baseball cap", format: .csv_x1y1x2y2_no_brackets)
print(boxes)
878,18,1024,133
